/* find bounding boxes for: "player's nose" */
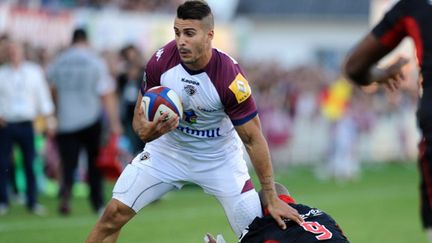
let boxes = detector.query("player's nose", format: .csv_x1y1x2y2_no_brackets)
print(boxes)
177,34,188,46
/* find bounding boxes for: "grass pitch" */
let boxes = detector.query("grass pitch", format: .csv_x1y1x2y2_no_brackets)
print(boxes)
0,162,426,243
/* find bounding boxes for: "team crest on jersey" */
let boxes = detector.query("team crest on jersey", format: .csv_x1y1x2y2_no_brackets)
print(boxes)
228,73,252,103
183,109,197,124
184,84,197,96
140,152,150,160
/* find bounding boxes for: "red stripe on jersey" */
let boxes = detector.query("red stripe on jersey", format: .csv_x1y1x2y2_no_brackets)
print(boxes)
380,16,423,65
404,17,423,65
379,18,406,49
279,195,296,205
419,137,432,209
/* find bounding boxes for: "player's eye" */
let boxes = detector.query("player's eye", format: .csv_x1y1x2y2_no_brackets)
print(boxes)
185,31,195,37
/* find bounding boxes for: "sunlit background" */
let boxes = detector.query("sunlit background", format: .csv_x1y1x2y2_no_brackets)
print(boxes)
0,0,425,242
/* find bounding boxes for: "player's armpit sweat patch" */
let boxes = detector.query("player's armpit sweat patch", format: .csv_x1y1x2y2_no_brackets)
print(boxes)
229,73,252,104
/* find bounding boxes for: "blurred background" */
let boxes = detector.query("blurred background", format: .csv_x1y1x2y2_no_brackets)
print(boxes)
0,0,425,242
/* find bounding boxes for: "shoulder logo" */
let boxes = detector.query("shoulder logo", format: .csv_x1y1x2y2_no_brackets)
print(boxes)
156,48,164,62
228,73,252,104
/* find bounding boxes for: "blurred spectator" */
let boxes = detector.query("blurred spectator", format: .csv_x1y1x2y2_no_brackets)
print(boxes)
117,44,145,154
0,34,10,65
0,35,20,202
24,0,182,12
46,28,122,215
0,40,56,216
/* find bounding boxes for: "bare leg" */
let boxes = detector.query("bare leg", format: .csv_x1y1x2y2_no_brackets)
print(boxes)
86,199,135,243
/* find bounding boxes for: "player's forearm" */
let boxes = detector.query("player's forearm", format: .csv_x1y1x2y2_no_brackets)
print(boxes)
244,134,277,200
346,64,387,87
132,113,154,142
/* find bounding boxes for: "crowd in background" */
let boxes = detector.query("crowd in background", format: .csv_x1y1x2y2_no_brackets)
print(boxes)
3,32,420,176
3,31,422,162
3,0,183,12
0,11,421,215
245,59,419,180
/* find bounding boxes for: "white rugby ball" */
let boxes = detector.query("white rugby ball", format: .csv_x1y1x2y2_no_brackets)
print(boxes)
141,86,183,121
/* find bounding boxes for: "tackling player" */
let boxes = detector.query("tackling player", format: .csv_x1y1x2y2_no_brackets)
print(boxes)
344,0,432,241
205,183,349,243
86,1,302,242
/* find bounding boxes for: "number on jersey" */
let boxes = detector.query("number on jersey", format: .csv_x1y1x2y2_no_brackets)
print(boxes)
301,221,333,240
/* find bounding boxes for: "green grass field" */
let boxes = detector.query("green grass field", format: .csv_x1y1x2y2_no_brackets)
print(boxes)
0,162,427,243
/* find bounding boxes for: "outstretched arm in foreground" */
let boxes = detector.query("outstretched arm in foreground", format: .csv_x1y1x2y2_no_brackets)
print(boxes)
344,33,409,90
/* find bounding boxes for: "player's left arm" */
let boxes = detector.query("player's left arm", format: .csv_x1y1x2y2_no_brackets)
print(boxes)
235,116,303,228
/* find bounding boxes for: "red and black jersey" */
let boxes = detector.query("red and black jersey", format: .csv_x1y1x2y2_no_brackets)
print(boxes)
372,0,432,122
239,196,349,243
372,0,431,73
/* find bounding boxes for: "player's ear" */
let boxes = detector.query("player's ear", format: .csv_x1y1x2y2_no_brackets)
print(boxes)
207,29,214,40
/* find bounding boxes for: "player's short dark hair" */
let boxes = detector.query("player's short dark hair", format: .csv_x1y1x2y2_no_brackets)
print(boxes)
177,1,212,21
72,28,87,44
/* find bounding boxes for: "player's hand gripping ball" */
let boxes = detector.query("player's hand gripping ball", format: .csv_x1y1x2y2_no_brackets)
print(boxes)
141,86,183,121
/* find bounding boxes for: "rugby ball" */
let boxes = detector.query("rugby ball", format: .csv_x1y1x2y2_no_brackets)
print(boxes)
141,86,183,121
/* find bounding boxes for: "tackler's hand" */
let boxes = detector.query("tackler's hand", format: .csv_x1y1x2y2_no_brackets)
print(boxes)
375,57,410,91
267,196,304,230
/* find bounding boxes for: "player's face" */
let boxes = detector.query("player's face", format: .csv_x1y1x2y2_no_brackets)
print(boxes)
174,17,213,70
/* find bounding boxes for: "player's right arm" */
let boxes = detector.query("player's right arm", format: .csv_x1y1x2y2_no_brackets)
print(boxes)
132,92,179,142
132,43,179,142
344,0,409,90
344,34,408,90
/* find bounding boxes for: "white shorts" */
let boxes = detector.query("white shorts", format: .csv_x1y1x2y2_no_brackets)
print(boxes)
112,148,263,236
131,144,252,197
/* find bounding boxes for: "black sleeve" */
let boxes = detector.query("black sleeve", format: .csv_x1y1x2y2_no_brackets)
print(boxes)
240,204,350,242
372,0,409,49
